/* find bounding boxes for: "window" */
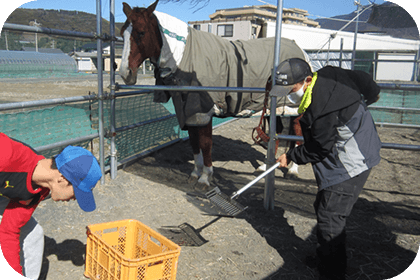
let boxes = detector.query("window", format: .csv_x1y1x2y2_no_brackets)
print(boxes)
193,24,201,31
217,24,233,37
208,24,212,33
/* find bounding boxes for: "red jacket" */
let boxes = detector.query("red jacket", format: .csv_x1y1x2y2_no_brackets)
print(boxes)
0,133,50,275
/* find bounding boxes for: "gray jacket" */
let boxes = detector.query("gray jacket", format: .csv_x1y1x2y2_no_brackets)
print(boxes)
287,66,381,190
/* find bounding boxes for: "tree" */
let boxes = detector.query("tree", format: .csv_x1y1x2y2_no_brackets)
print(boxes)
0,31,24,51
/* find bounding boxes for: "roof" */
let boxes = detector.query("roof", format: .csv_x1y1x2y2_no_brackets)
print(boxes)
0,50,76,63
315,2,419,40
21,47,64,54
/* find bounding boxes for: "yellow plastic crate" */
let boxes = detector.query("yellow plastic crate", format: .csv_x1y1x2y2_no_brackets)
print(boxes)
84,219,181,280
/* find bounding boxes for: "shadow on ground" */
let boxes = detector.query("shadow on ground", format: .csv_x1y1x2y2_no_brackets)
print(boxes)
124,133,420,279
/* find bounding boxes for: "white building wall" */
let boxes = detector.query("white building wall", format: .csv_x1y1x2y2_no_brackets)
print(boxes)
376,53,417,81
265,22,420,51
265,22,420,81
193,21,253,41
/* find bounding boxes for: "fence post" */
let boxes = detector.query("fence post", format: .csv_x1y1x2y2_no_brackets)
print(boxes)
97,0,105,184
110,0,117,179
264,0,284,211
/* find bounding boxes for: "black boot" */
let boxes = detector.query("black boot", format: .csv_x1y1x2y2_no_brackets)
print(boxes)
316,231,347,280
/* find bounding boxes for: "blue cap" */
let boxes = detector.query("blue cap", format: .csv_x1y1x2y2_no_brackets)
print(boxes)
55,146,102,212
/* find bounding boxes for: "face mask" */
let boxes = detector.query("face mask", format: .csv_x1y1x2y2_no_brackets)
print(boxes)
287,82,305,104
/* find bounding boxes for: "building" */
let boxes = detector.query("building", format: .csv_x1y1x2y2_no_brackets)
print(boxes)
0,50,77,78
70,43,124,73
189,4,319,41
188,4,419,81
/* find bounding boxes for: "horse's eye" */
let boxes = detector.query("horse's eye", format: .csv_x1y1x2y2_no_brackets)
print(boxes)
139,32,145,38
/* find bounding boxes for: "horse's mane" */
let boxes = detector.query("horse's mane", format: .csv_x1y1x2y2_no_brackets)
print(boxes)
131,6,159,20
132,6,146,12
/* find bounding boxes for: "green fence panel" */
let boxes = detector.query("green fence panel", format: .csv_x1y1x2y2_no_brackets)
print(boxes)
370,89,420,125
0,102,95,158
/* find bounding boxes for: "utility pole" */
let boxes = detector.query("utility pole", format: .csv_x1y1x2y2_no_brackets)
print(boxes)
351,1,361,70
5,31,9,51
29,19,42,52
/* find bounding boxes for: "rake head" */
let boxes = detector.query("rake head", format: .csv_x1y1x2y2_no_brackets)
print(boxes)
205,187,248,217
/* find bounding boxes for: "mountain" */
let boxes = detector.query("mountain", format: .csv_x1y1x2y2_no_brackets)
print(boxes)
315,2,419,40
5,8,122,37
2,8,126,53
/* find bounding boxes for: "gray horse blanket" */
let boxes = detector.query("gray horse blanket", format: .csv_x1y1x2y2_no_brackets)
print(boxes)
154,27,305,129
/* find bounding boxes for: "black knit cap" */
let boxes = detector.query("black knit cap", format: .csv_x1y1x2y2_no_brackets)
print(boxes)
275,58,312,86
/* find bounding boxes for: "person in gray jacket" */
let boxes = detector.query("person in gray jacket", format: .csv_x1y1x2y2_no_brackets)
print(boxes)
275,58,381,280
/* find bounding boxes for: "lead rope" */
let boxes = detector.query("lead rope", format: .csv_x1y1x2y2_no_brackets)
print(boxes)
252,77,280,153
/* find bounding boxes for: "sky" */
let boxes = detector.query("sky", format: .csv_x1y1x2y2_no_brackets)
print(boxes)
0,0,419,27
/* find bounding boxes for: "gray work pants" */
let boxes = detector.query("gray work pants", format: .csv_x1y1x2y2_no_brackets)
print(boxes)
314,169,371,280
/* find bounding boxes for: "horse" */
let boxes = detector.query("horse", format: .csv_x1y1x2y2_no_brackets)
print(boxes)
119,0,307,187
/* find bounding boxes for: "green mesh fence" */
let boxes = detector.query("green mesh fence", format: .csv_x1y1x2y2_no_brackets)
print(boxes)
370,89,420,126
90,93,182,163
0,92,236,164
3,87,416,167
0,103,95,158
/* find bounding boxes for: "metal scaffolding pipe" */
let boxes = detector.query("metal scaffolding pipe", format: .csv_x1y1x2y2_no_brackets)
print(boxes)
115,90,153,98
117,83,420,93
275,135,420,151
381,142,420,151
3,23,97,39
97,0,105,185
369,105,420,112
117,84,265,93
35,133,99,152
110,0,117,179
3,22,124,42
377,83,420,91
375,122,420,129
312,58,419,64
264,0,284,211
0,95,96,112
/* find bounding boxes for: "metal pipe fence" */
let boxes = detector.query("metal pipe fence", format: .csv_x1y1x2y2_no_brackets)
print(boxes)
96,0,105,184
2,22,124,42
275,135,420,151
0,95,96,111
377,83,420,92
2,23,100,40
117,84,266,93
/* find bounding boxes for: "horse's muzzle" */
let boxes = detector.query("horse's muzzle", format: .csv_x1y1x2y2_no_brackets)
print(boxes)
120,68,137,85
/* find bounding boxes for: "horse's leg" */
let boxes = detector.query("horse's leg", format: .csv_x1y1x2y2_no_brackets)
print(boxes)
197,119,213,187
188,126,203,179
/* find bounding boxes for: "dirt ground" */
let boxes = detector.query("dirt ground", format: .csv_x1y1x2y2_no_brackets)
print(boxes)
1,76,420,280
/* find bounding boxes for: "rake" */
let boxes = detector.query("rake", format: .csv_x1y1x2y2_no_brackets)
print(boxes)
158,217,221,246
206,162,280,216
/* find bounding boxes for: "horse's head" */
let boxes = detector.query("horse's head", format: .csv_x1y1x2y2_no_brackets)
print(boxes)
120,1,162,85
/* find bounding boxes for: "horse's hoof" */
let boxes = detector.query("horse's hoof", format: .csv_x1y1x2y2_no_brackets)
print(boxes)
190,168,201,178
197,166,213,188
195,181,210,192
188,176,198,184
197,177,210,187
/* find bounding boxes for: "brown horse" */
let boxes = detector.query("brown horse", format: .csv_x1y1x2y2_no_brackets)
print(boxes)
119,0,308,187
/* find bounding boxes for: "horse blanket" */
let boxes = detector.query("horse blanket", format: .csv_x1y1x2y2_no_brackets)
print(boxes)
153,14,306,129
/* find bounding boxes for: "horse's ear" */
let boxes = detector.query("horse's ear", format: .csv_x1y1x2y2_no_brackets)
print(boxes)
146,0,158,15
123,2,132,18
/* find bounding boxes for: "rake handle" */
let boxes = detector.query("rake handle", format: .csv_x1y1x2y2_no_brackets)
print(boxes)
231,162,281,199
